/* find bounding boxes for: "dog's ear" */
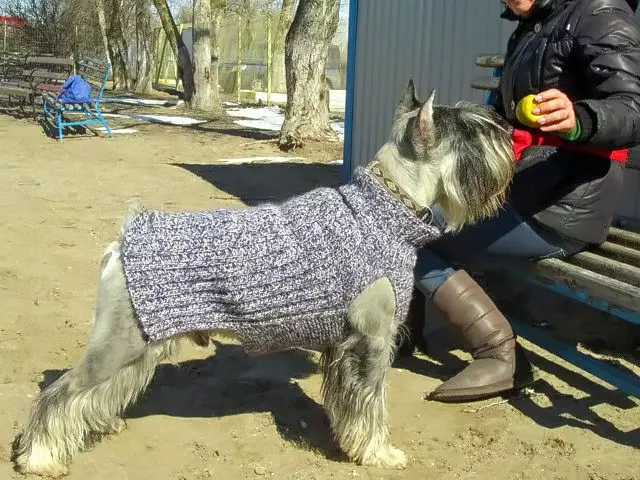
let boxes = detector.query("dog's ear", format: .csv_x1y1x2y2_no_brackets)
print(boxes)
417,89,436,138
394,79,420,118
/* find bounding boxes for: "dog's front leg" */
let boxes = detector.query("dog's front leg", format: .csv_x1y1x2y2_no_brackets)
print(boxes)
320,277,407,469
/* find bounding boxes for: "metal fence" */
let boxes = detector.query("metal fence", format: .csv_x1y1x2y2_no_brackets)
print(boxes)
153,10,348,102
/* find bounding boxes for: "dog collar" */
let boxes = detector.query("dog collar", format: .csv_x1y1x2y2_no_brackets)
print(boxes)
367,160,433,224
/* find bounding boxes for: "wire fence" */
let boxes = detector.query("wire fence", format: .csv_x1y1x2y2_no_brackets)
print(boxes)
1,18,103,58
154,10,347,103
1,4,348,101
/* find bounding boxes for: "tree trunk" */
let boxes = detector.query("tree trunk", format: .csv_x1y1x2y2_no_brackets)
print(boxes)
152,0,195,103
93,0,112,64
191,0,223,113
211,0,226,108
271,0,295,94
134,0,156,93
104,0,131,90
278,0,340,150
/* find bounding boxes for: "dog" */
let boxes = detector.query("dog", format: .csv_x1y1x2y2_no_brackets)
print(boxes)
12,80,515,477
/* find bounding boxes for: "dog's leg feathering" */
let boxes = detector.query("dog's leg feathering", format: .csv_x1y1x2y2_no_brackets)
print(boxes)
12,245,176,478
321,277,406,469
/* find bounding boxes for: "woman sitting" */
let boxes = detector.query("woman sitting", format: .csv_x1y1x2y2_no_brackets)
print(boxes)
411,0,640,402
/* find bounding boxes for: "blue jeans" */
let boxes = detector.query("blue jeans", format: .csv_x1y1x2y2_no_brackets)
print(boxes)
414,204,586,296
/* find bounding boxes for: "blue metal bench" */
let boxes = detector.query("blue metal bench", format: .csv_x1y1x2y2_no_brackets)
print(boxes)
42,58,112,141
472,53,640,398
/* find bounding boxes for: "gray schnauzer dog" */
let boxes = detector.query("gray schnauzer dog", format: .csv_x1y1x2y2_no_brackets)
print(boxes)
13,80,514,477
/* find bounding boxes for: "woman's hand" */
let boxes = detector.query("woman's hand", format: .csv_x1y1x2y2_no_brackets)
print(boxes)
532,89,577,133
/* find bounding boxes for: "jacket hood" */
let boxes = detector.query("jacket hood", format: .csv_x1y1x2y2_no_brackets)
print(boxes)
501,0,639,21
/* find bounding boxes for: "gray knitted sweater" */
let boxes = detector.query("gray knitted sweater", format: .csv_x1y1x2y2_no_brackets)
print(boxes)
121,166,441,354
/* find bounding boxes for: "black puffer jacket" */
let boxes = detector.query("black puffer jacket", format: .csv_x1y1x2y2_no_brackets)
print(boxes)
497,0,640,245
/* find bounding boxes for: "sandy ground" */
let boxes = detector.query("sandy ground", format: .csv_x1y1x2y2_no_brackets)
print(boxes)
0,105,638,480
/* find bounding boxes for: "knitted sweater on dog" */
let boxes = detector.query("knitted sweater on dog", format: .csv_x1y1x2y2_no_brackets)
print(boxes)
121,167,441,354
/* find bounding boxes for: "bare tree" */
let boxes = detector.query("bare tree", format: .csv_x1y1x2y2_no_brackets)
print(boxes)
133,0,155,93
190,0,223,112
152,0,195,102
270,0,295,93
5,0,82,55
93,0,111,63
279,0,340,150
105,0,132,89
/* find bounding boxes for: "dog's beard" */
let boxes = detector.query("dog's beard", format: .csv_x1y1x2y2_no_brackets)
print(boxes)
437,126,514,232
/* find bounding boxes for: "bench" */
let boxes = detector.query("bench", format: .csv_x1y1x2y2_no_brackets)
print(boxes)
0,55,74,117
471,53,640,398
42,57,112,141
0,51,25,82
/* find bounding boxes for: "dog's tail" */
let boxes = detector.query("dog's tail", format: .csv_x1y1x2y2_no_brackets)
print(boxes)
120,198,145,238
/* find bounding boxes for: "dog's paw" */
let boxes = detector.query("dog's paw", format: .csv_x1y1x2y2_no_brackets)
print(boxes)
361,445,407,469
14,446,70,478
99,418,127,435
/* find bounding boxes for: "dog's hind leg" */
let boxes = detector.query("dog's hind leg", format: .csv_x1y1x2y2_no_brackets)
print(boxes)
321,277,406,469
13,243,176,478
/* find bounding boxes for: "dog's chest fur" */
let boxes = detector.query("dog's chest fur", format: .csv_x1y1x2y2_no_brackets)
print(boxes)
120,168,441,354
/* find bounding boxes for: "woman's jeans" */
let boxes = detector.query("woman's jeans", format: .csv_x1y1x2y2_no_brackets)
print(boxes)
415,204,586,297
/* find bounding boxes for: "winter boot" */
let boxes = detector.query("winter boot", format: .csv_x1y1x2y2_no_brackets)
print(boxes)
428,270,536,402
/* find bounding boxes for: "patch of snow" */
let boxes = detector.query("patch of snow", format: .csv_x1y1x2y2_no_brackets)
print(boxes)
226,105,283,121
234,119,283,131
107,113,204,124
226,105,344,140
70,111,206,126
95,127,137,134
101,97,183,107
130,114,206,126
217,156,304,164
99,113,130,119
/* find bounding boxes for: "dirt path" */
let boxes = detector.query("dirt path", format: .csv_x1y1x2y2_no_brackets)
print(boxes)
0,113,637,480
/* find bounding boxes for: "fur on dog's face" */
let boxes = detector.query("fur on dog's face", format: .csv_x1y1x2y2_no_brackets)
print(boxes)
386,80,515,231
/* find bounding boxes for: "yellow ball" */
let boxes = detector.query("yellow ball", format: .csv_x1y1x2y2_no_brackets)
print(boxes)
515,94,543,129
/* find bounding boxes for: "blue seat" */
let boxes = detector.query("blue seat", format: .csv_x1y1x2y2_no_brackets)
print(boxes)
43,58,112,141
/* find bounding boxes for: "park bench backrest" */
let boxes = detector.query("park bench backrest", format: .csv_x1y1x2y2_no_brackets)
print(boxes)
19,56,75,94
77,58,111,106
0,51,26,82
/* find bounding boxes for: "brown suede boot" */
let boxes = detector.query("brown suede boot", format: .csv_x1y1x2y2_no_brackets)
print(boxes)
428,270,536,402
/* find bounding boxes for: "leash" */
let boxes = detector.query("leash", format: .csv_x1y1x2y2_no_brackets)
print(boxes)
367,160,433,224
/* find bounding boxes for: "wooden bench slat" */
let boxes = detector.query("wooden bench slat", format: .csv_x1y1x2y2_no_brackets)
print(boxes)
471,76,499,91
81,72,105,84
608,227,640,249
531,257,640,312
568,250,640,287
22,69,69,81
43,92,64,110
0,82,30,96
17,81,63,93
86,80,103,90
78,62,107,74
475,54,505,68
26,56,74,66
592,241,640,268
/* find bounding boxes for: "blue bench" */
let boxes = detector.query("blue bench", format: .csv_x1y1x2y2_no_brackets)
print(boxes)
42,58,112,141
471,53,640,398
